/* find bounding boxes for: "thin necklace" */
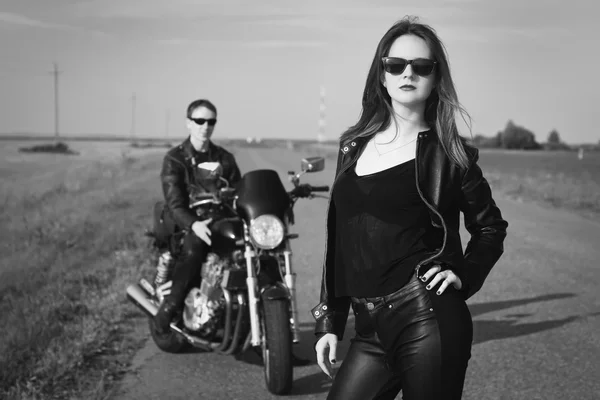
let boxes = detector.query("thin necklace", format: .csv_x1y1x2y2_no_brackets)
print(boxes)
373,136,417,156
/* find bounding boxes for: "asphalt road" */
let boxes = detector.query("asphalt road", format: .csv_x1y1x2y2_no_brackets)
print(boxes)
113,147,600,400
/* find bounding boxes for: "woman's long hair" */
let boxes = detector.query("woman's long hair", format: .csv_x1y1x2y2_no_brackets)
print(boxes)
340,16,472,169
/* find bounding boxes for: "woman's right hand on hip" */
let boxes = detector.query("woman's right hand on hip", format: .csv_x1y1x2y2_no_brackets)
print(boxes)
315,333,338,379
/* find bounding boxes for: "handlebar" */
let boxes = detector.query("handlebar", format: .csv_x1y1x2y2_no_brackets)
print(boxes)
310,185,330,192
290,184,330,198
189,193,217,208
189,187,237,209
189,198,217,208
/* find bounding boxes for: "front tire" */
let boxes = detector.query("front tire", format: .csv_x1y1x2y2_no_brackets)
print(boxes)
148,317,187,353
261,299,293,395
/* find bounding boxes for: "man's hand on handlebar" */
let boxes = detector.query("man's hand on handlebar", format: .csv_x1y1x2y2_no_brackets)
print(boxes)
291,184,330,198
191,218,213,245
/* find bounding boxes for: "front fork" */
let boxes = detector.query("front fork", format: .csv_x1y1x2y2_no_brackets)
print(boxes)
244,242,262,347
283,249,300,343
245,240,301,346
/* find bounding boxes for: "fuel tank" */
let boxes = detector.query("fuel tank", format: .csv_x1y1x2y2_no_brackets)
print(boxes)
210,217,244,249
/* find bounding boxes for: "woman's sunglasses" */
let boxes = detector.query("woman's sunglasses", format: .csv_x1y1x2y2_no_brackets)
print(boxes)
381,57,437,77
189,118,217,126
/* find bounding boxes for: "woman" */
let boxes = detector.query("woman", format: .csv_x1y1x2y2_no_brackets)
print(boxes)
312,16,508,400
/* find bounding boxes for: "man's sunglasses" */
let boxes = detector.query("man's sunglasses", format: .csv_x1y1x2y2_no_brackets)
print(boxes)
189,118,217,126
381,57,437,77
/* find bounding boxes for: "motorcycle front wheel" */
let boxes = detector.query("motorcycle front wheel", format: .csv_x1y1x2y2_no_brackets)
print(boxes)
261,299,293,395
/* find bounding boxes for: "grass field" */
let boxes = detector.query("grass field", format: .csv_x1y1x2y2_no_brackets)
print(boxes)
0,140,166,399
0,139,599,399
477,149,600,217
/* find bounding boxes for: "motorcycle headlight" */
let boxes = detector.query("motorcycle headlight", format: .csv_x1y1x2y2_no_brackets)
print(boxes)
249,214,285,249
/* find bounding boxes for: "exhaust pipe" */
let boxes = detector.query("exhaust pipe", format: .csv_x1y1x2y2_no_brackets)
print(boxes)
126,282,159,317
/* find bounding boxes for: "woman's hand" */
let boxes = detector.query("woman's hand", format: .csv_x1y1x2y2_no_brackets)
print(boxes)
315,333,338,379
420,264,462,295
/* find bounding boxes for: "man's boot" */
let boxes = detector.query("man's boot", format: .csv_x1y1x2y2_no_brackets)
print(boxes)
153,277,189,335
153,298,179,335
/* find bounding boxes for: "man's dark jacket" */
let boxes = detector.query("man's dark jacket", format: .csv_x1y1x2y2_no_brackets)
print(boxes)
311,130,508,340
160,137,242,230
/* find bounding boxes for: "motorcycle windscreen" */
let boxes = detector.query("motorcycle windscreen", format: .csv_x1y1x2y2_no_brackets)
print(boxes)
235,169,290,222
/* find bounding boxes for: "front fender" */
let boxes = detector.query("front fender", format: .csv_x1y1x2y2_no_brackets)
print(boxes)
260,283,289,301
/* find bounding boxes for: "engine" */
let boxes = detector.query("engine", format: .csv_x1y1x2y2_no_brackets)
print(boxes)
182,251,242,337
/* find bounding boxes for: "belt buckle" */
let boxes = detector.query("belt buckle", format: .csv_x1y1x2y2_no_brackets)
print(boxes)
366,302,375,311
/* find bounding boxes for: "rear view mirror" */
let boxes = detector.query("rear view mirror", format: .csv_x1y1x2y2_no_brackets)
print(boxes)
301,157,325,173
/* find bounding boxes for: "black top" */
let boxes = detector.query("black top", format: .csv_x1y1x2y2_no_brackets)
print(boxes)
332,159,442,297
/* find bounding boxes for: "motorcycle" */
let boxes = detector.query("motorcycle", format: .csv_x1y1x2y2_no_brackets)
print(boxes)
126,156,329,395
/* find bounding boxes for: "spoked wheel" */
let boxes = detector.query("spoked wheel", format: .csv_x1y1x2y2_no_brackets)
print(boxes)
260,299,293,395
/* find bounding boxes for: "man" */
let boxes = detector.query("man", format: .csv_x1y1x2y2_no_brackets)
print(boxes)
154,99,242,334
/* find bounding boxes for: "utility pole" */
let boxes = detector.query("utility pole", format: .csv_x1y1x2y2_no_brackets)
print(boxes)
51,63,62,143
130,93,136,142
317,85,326,143
165,109,170,139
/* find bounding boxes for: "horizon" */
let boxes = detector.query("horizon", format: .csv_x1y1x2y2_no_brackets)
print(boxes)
2,131,598,147
2,1,598,144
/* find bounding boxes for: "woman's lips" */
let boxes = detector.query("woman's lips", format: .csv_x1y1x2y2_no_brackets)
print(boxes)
400,85,416,90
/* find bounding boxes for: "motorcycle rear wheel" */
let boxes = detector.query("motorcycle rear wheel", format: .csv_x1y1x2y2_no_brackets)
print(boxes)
148,317,187,353
261,299,293,395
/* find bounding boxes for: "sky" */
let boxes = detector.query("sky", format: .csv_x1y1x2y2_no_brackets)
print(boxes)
0,0,598,144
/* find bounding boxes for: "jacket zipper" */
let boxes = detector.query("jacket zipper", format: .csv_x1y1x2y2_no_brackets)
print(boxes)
413,133,448,276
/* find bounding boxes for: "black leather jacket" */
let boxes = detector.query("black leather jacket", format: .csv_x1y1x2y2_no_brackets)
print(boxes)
311,130,508,340
160,137,242,230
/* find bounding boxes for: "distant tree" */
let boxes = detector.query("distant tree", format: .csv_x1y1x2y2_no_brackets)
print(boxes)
495,132,503,147
499,120,541,150
544,128,571,150
547,129,561,144
472,133,501,148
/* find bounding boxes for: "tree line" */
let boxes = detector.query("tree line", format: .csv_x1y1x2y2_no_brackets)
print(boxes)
471,120,596,151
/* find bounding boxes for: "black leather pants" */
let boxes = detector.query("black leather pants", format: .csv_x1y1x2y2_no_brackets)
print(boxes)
168,231,210,307
327,272,473,400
